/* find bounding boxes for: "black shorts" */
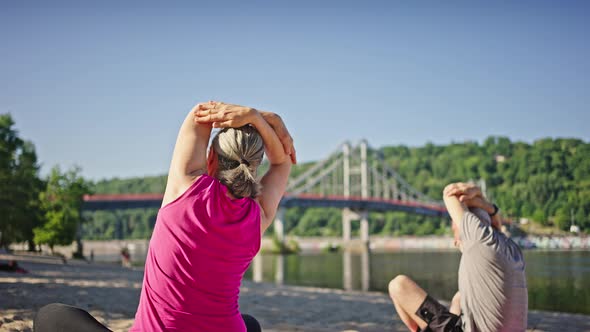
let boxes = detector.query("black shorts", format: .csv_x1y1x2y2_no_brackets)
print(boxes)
416,295,463,332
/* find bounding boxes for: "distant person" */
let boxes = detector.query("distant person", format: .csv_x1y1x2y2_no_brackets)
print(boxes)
34,101,295,332
388,182,528,332
120,246,131,268
0,259,28,273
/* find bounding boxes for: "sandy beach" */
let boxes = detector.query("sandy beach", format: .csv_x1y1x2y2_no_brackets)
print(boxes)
1,254,589,332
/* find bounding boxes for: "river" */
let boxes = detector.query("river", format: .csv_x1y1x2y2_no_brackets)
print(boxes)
243,250,590,315
49,239,589,315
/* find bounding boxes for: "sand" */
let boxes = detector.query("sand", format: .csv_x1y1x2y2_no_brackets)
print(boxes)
1,254,589,332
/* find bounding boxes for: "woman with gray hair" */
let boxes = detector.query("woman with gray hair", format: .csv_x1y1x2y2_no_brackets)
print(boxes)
34,101,294,332
129,101,294,331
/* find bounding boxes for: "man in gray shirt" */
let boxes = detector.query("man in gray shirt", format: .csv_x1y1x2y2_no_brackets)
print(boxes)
388,182,528,332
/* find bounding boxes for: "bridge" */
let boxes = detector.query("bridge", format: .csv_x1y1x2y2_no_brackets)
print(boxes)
83,140,448,245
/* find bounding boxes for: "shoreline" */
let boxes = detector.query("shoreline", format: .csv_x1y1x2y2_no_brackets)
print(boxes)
1,254,590,331
9,234,590,263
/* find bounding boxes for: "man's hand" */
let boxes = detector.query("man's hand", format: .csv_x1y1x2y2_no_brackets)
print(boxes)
443,182,483,202
459,195,490,211
445,182,502,230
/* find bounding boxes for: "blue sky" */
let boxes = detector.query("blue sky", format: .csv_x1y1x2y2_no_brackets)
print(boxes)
2,1,589,180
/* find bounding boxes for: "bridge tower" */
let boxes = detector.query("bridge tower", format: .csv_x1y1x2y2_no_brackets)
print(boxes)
270,139,444,247
342,142,351,241
341,140,370,247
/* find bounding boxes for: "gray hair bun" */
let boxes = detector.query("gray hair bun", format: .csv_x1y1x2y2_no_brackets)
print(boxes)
212,126,265,198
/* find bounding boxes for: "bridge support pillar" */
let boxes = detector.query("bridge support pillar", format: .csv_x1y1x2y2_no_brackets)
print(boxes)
342,208,356,242
274,207,286,244
343,209,370,245
360,211,369,245
252,253,263,282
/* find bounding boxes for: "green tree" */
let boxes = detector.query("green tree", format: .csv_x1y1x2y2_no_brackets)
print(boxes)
34,166,91,254
0,114,44,249
13,141,45,250
83,136,590,237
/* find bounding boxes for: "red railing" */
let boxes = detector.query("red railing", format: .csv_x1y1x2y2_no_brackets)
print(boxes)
84,192,446,212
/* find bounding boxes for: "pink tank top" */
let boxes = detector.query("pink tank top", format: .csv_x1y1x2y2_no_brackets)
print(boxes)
130,175,261,332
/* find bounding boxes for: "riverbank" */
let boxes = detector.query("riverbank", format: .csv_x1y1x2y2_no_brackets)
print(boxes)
1,254,589,331
10,235,590,264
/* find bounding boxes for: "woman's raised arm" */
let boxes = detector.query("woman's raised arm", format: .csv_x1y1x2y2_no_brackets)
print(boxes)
250,113,292,233
162,103,213,207
196,102,292,233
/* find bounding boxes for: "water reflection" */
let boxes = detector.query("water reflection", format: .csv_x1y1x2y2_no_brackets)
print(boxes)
275,254,285,285
361,246,371,292
247,250,590,314
342,247,370,291
343,250,352,290
252,254,263,282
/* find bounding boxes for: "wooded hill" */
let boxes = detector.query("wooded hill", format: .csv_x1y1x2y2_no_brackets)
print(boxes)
85,137,590,239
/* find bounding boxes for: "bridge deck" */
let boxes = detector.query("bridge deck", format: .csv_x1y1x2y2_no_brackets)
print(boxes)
83,193,447,216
